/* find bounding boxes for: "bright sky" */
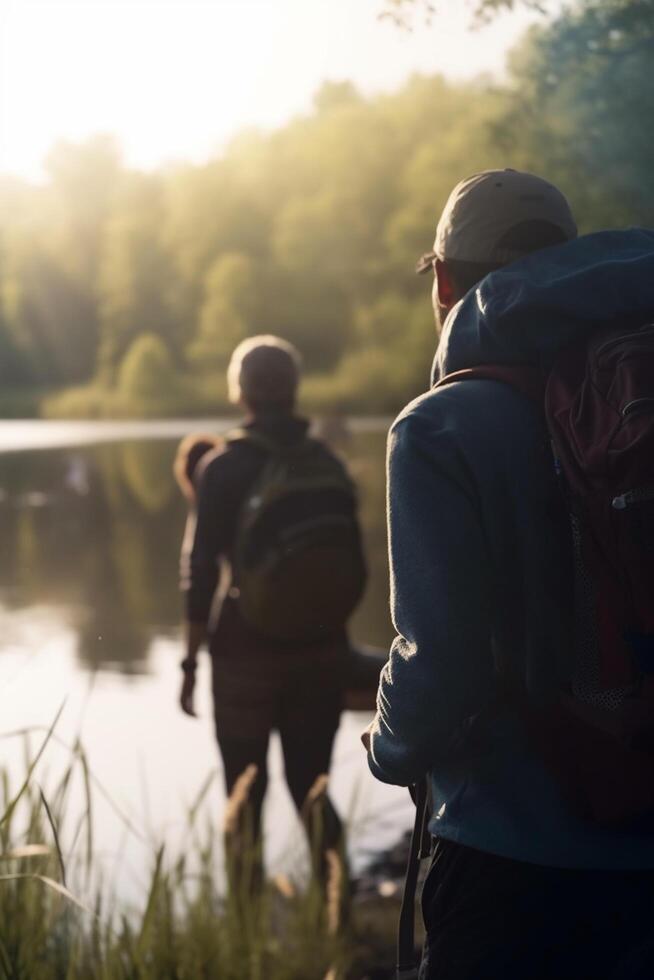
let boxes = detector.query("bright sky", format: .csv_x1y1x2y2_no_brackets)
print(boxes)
0,0,543,181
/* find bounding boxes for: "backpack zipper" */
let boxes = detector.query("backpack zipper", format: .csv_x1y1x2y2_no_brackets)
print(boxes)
622,397,654,418
612,487,654,510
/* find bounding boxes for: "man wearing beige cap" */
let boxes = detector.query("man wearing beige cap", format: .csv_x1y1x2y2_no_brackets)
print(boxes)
365,171,654,977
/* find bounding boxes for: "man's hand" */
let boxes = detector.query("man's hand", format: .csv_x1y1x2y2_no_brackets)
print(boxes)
180,668,197,717
179,621,207,718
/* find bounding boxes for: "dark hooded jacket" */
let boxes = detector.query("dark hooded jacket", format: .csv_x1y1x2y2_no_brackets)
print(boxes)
368,229,654,868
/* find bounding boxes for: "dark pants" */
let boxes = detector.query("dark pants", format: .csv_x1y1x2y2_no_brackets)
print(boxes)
212,648,344,889
420,838,654,980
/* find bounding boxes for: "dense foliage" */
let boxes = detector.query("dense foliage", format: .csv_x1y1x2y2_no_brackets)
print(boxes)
1,0,652,417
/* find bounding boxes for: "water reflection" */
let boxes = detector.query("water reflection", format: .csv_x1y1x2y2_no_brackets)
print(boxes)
0,431,393,674
0,425,412,897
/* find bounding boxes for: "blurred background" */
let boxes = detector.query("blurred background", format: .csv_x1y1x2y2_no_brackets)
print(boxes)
0,0,652,918
1,0,651,420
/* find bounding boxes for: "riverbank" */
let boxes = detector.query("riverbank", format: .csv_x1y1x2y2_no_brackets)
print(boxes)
0,386,52,419
0,733,415,979
2,360,419,421
0,416,392,454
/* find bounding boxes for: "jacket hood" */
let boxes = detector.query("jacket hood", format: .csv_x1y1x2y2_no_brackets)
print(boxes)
432,228,654,384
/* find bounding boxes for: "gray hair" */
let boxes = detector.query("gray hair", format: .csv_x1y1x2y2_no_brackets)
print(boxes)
227,335,301,409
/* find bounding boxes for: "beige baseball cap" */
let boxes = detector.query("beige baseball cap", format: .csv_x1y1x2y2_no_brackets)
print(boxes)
416,169,577,273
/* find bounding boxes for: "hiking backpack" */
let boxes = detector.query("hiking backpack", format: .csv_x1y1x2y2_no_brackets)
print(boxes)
227,429,367,643
436,321,654,824
396,325,654,979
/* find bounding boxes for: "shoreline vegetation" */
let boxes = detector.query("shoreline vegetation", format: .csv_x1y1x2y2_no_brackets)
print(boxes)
40,366,409,421
0,363,416,421
0,719,411,979
0,366,412,420
2,0,650,424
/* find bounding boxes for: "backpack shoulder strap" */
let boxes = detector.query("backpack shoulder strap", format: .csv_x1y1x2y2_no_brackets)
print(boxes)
224,427,282,455
397,778,431,979
434,365,546,404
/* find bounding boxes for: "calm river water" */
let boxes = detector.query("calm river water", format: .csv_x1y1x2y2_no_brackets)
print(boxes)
0,419,413,903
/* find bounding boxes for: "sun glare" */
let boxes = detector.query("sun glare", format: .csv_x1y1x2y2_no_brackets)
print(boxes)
2,0,293,177
1,0,536,181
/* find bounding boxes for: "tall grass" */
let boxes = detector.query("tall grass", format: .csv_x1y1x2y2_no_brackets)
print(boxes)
0,721,397,979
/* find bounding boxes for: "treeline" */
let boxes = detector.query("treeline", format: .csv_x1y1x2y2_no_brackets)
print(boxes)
1,0,652,417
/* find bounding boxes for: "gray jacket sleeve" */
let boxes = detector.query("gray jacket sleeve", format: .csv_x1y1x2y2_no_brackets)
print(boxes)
367,395,495,786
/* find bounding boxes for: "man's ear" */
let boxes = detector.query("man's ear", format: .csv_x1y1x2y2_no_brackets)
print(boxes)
435,258,456,310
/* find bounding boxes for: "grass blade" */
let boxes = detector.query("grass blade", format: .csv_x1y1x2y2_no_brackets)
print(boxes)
136,844,165,958
187,769,217,828
75,742,94,882
39,785,67,888
0,725,147,843
0,872,97,918
0,700,66,830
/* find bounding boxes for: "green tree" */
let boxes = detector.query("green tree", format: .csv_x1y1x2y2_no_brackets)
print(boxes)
97,176,184,381
187,252,255,369
163,159,269,291
2,245,97,385
3,0,653,419
380,0,547,29
498,0,654,228
45,134,122,284
118,333,177,401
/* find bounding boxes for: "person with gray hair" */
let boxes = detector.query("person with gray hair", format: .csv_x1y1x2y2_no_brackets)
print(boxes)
179,334,365,898
226,334,301,411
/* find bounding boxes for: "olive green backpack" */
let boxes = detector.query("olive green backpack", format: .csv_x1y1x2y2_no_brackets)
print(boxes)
227,429,367,642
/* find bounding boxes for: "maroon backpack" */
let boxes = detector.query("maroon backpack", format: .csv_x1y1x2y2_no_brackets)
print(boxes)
436,322,654,824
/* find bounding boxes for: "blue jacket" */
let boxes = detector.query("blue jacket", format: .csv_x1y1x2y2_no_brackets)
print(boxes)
368,229,654,868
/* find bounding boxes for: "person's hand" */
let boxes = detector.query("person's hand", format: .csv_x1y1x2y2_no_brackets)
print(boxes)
180,667,197,717
361,726,372,752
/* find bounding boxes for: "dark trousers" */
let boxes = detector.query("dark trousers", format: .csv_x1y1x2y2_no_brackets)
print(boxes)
420,838,654,980
212,649,344,889
217,725,343,851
